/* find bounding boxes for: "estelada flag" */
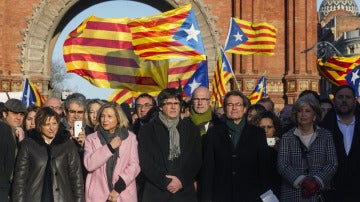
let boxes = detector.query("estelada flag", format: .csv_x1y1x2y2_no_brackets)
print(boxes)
128,4,206,60
224,18,277,56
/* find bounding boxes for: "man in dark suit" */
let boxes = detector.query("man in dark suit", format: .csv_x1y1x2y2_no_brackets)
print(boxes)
200,90,273,202
320,85,360,202
138,88,202,202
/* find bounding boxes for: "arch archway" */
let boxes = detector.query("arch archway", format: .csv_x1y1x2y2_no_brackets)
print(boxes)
18,0,220,95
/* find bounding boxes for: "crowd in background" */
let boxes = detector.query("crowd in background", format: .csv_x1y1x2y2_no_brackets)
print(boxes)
0,84,359,202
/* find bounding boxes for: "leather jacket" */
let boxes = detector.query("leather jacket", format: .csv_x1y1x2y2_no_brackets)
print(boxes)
12,129,84,202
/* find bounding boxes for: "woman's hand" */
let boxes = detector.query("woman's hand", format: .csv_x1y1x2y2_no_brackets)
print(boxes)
110,136,122,149
107,189,119,202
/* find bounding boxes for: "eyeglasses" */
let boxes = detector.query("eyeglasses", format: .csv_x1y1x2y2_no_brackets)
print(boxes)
163,102,180,107
226,102,244,108
192,98,210,102
68,110,84,114
136,103,153,109
50,106,62,111
260,125,274,129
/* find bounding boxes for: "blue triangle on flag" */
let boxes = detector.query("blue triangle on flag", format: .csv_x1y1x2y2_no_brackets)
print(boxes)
345,65,360,97
224,18,249,50
184,60,209,97
173,8,205,55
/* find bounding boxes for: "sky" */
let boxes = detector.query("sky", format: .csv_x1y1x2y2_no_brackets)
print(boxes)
54,0,360,100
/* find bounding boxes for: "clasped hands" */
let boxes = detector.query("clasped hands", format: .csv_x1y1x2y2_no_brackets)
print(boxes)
301,177,320,198
166,175,183,194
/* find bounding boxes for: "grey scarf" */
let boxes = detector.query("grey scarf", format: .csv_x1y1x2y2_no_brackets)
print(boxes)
158,112,181,161
98,125,129,191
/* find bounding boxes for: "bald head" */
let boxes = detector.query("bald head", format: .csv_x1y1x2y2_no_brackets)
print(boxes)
43,97,63,115
192,86,211,114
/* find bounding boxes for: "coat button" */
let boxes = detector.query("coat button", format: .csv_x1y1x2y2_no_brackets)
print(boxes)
232,171,236,175
232,154,236,158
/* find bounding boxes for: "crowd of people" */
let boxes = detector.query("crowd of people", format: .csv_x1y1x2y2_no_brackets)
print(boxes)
0,84,359,202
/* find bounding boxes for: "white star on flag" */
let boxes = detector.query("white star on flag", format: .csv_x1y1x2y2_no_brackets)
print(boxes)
184,24,201,42
189,78,201,94
233,32,243,41
351,69,360,84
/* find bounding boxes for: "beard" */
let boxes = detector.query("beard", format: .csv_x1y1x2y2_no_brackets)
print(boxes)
335,104,355,116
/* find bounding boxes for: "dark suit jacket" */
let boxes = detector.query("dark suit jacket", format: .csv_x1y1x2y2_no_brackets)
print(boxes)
200,121,273,202
138,116,202,202
320,107,360,201
0,122,15,202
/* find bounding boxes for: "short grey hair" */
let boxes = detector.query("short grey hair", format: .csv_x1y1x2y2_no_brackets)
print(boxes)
291,96,322,125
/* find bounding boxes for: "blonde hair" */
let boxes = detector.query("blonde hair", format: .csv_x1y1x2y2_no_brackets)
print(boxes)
95,102,129,130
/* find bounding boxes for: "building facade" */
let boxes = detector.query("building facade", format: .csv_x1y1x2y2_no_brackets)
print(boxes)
0,0,320,111
318,0,360,95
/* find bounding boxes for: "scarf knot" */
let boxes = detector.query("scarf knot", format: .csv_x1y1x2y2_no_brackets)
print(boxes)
190,107,212,136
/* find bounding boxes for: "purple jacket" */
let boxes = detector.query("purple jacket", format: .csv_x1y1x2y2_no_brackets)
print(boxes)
84,131,140,202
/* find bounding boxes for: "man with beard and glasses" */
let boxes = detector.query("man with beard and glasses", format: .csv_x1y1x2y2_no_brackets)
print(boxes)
320,85,360,202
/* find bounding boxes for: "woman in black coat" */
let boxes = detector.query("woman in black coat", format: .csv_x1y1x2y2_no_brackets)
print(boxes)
12,107,84,202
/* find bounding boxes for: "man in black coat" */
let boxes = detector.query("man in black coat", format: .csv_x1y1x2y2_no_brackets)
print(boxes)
200,90,273,202
0,99,27,202
138,88,202,202
0,121,15,202
320,85,360,202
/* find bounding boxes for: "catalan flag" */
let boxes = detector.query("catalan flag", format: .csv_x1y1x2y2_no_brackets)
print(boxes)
22,78,46,107
128,4,206,60
248,76,267,105
109,89,159,108
167,59,204,89
317,56,360,96
63,15,168,92
224,18,277,56
212,50,233,106
183,60,209,97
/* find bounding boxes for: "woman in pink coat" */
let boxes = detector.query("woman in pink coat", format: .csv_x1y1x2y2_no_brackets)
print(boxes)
84,102,140,202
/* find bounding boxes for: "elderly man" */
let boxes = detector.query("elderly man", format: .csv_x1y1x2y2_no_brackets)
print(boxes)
190,86,220,137
43,97,63,116
0,99,26,201
200,90,273,202
138,88,202,202
320,85,360,201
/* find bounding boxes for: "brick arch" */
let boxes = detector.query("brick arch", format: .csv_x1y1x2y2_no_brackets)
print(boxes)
18,0,220,95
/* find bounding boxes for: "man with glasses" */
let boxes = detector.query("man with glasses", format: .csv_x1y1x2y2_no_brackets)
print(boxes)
138,88,201,201
43,97,63,116
62,93,86,147
190,86,220,137
132,93,157,135
200,90,273,202
0,99,26,201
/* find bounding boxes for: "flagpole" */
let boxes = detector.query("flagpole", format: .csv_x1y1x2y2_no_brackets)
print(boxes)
221,48,241,91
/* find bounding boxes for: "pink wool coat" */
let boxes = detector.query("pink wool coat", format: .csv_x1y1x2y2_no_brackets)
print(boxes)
84,131,140,202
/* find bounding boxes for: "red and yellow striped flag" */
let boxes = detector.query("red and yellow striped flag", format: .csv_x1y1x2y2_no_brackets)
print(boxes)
128,4,205,60
167,59,203,89
224,18,277,56
63,16,168,92
109,89,159,107
317,56,360,86
212,50,233,106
